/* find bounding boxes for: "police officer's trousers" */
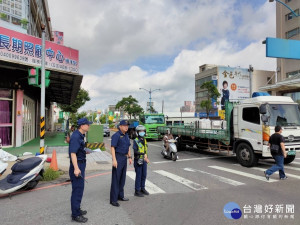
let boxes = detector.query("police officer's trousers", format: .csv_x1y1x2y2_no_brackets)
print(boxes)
69,161,86,217
134,159,147,191
110,153,127,203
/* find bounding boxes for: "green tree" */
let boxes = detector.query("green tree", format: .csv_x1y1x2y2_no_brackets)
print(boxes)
116,95,144,119
149,106,157,113
58,88,90,113
69,112,87,127
200,81,220,118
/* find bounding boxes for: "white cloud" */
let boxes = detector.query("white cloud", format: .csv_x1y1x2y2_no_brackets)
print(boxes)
47,0,277,112
49,0,238,73
80,39,276,112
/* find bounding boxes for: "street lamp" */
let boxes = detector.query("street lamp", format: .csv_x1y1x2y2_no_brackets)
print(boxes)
139,87,161,112
269,0,299,17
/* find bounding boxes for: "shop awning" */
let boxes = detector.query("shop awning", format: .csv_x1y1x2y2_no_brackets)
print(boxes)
0,60,82,105
259,75,300,93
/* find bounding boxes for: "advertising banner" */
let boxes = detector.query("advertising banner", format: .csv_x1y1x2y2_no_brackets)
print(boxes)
218,66,250,110
0,27,79,74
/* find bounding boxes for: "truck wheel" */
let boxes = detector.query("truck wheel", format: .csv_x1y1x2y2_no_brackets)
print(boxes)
236,143,258,167
284,155,295,164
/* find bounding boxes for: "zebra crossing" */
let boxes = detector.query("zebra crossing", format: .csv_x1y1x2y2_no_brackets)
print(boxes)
125,157,300,196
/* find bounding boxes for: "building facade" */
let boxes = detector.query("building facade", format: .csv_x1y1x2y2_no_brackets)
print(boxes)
0,1,81,148
180,101,195,113
195,64,274,118
261,0,300,102
0,0,53,40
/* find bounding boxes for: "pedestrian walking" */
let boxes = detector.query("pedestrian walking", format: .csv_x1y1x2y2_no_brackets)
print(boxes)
69,118,92,223
110,120,132,207
133,125,150,197
264,125,288,181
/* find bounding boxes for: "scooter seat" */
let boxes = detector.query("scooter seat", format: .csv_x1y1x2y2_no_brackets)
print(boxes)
11,157,42,173
6,172,28,184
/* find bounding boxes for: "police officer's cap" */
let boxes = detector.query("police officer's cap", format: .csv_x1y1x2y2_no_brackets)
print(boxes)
119,120,129,126
77,118,93,126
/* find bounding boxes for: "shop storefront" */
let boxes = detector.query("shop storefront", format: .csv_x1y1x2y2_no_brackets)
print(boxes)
0,27,82,148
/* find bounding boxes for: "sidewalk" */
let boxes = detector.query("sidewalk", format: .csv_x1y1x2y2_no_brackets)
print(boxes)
1,132,112,174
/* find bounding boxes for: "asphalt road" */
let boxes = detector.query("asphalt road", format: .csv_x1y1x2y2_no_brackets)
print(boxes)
1,136,300,225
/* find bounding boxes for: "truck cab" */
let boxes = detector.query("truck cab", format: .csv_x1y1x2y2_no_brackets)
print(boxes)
140,113,165,139
233,96,300,166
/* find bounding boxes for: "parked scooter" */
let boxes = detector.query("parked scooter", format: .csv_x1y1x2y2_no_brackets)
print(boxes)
0,155,47,195
161,137,179,161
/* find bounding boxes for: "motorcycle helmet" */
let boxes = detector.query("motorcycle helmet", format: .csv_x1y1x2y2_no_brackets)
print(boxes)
136,125,146,136
166,128,171,134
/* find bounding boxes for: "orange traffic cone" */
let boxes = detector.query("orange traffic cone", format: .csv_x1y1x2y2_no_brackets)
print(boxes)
49,150,58,171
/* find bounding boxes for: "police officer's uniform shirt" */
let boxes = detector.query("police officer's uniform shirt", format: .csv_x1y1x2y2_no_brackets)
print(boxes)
111,130,131,154
69,129,86,161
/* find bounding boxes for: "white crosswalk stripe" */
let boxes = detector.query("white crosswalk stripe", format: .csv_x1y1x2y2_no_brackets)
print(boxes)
208,165,278,182
233,164,300,180
126,171,166,194
259,162,300,171
152,156,229,164
183,168,245,186
154,170,208,191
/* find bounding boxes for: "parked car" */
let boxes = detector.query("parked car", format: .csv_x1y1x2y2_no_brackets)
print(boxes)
103,124,110,137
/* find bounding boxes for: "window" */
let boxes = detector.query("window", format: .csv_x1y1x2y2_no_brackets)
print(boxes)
2,6,10,12
242,107,260,124
286,70,300,78
15,3,21,9
286,27,299,39
166,121,172,126
196,76,213,88
285,9,299,21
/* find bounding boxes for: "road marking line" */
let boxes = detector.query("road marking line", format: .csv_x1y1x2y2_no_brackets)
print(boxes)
147,143,162,148
126,171,166,194
208,165,278,182
183,168,245,186
259,162,300,171
233,164,300,180
152,156,229,164
154,170,208,191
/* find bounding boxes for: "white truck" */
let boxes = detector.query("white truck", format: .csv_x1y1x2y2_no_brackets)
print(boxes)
158,96,300,167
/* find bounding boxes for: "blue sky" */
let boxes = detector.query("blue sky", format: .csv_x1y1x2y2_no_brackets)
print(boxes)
48,0,276,112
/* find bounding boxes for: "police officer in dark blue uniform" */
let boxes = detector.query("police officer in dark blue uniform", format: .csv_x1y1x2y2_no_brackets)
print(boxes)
69,118,92,223
110,120,132,207
133,125,150,197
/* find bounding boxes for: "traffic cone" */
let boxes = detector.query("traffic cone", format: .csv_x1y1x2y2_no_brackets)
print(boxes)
49,150,58,171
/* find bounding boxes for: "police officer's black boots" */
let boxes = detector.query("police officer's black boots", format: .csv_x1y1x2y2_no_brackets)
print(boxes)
141,188,149,195
80,209,87,215
134,190,144,197
72,215,88,223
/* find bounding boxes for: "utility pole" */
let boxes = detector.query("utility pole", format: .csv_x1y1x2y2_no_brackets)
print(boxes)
40,24,46,154
248,65,254,97
139,87,161,112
